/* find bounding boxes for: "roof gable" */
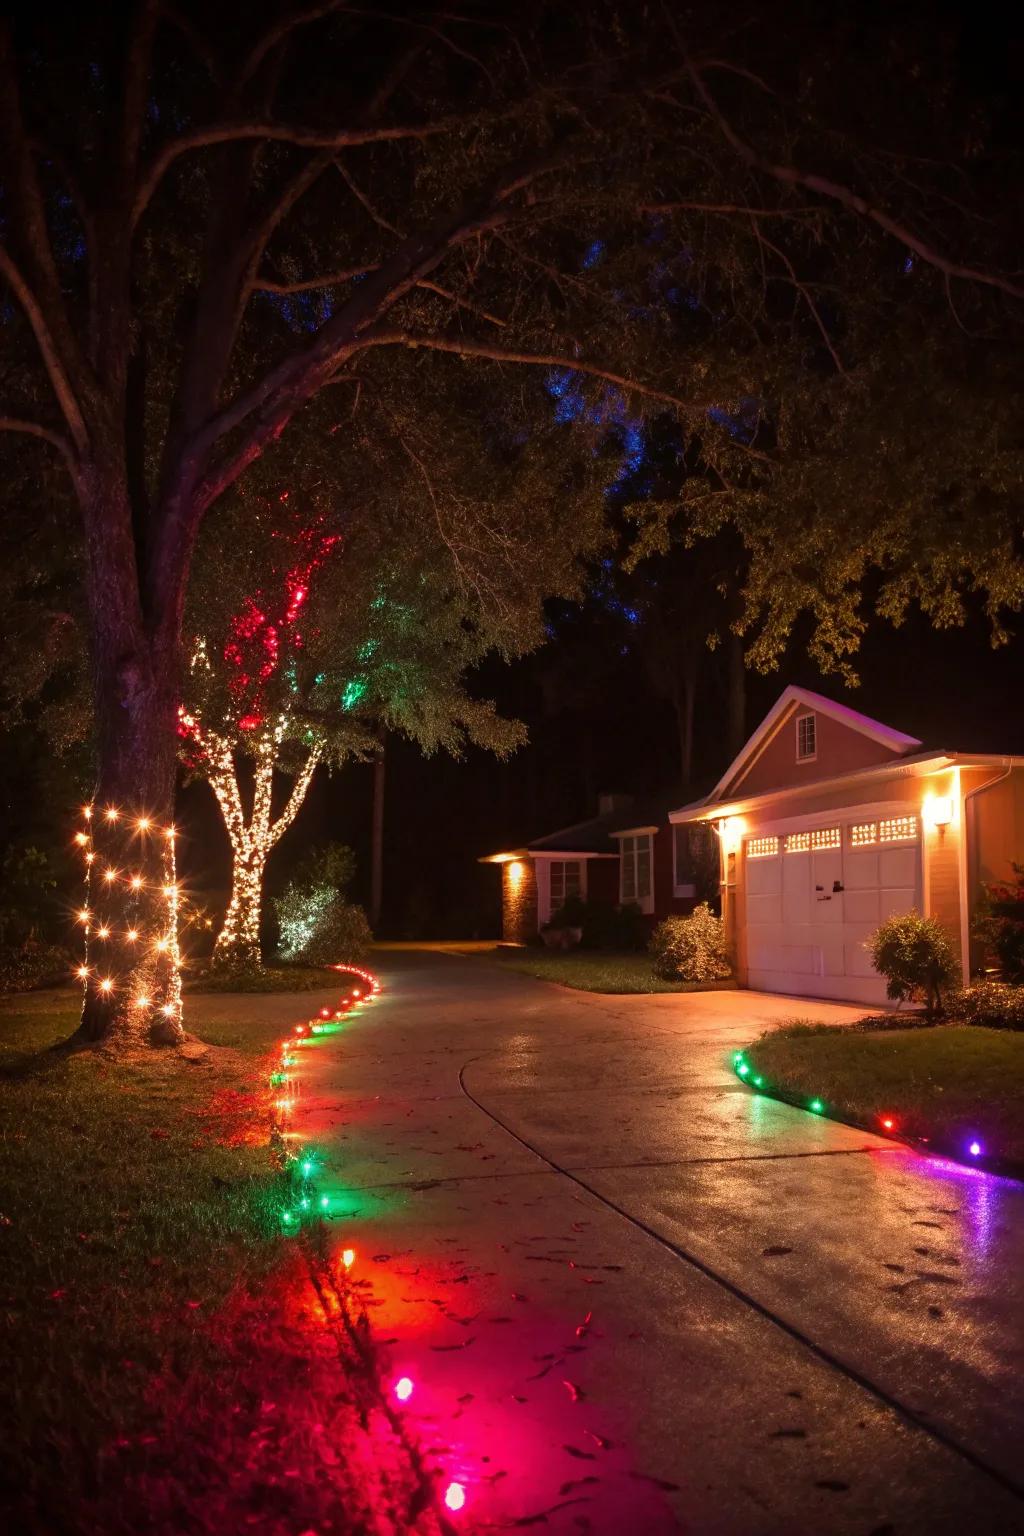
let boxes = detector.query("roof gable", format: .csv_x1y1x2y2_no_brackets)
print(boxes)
708,686,921,804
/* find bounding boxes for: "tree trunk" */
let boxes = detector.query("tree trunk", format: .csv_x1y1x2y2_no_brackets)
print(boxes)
726,631,746,759
674,669,697,790
369,746,385,932
76,462,185,1048
213,844,268,970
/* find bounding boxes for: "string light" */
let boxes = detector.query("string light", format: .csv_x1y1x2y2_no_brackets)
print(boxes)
83,806,92,820
342,1248,355,1269
444,1483,466,1513
127,929,139,942
76,965,89,980
131,875,142,890
394,1376,414,1402
104,868,117,883
135,996,151,1009
105,808,118,822
74,832,88,846
137,817,150,831
99,978,113,993
78,909,90,923
97,926,110,940
969,1140,982,1157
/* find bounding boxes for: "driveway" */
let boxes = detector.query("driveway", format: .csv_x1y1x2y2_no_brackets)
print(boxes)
291,949,1024,1534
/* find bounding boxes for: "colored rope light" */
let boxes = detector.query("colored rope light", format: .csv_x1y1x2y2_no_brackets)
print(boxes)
444,1482,467,1513
732,1051,999,1173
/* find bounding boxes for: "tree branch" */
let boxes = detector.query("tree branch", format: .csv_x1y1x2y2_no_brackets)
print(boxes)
250,264,377,293
749,223,845,374
132,117,458,231
0,246,89,453
639,201,821,220
270,744,322,844
688,61,1024,302
364,330,707,410
0,414,79,477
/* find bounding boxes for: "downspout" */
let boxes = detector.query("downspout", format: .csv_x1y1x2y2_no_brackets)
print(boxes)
959,759,1013,984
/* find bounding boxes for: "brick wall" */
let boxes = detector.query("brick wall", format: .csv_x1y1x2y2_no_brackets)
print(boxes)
502,858,538,944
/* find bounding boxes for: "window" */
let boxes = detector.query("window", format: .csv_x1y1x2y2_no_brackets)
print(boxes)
849,821,878,847
784,831,811,853
672,825,698,896
810,826,841,850
620,834,653,910
550,860,582,908
796,713,816,761
746,835,779,859
879,815,918,844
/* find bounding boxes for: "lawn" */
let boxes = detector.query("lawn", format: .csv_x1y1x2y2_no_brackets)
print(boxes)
0,987,426,1535
488,946,737,995
744,1021,1024,1169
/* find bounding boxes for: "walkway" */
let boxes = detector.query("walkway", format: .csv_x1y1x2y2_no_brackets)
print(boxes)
289,949,1024,1534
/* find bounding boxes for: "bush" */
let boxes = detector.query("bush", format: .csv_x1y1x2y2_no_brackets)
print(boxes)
869,910,959,1013
949,981,1024,1031
0,941,74,994
649,903,732,982
973,863,1024,982
273,842,371,966
545,898,647,951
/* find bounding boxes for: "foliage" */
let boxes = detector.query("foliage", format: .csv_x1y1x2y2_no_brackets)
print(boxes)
949,982,1024,1032
973,864,1024,983
492,946,735,996
187,964,341,994
650,903,732,982
580,900,648,952
744,1023,1024,1166
274,843,371,966
544,896,587,931
0,940,74,994
869,910,960,1013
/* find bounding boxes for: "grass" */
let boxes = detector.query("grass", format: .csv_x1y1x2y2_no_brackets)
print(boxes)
488,946,737,995
186,961,350,993
745,1021,1024,1168
0,985,418,1535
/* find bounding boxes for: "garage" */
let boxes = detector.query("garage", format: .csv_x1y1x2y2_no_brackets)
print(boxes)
744,811,920,1004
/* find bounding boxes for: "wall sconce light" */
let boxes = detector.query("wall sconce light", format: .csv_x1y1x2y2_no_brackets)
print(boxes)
718,817,743,854
507,859,524,886
923,793,953,831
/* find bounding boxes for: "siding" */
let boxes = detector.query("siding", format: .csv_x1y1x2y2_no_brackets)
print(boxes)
732,706,907,798
501,858,537,944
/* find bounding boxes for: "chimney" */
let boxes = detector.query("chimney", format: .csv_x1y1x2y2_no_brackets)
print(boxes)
598,793,634,817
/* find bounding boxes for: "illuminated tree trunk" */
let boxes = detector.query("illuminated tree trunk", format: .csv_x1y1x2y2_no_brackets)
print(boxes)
198,726,321,970
75,460,186,1048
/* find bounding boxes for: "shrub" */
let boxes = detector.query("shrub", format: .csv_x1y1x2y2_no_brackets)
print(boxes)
273,842,371,966
543,898,647,951
949,981,1024,1031
973,863,1024,982
649,903,732,982
0,941,74,994
869,910,959,1013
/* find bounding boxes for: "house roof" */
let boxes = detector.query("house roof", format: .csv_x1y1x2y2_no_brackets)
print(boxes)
704,685,922,805
479,788,687,863
670,749,1023,825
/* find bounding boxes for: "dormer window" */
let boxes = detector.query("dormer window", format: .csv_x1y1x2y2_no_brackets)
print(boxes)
796,712,816,762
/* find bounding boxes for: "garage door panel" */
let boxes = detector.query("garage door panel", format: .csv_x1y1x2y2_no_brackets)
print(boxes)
845,850,880,888
880,888,915,921
845,888,880,924
747,857,781,896
747,892,783,925
880,847,917,886
845,941,877,977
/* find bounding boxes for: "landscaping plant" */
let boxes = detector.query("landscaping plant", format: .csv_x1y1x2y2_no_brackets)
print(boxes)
950,981,1024,1031
650,903,732,983
973,864,1024,983
869,910,960,1014
274,843,371,967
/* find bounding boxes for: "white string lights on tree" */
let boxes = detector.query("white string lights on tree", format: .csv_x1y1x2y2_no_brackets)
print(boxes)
73,805,183,1041
179,703,321,968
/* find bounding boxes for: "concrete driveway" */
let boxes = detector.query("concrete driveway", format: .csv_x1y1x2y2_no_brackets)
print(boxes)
292,949,1024,1534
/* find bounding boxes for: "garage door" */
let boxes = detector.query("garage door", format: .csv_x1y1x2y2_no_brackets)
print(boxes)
744,815,920,1004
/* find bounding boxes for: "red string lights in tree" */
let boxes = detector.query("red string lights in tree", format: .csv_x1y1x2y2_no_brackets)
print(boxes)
180,514,340,969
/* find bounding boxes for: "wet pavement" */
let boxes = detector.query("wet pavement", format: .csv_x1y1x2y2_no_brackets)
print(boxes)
285,949,1024,1534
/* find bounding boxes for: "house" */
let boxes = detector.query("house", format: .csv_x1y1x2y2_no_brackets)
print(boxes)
670,685,1024,1005
481,792,706,945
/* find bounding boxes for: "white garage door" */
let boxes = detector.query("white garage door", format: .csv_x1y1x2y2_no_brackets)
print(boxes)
744,815,920,1004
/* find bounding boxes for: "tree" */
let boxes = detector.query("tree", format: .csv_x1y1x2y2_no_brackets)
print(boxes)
3,2,1021,1043
182,393,602,967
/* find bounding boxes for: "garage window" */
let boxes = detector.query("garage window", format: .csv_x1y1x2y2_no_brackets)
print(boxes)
784,831,811,853
810,826,841,850
880,815,918,843
746,835,779,859
849,821,878,847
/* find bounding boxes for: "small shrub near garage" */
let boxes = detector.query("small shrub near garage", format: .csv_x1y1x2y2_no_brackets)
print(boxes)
544,897,647,952
650,902,732,982
869,909,959,1014
950,980,1024,1031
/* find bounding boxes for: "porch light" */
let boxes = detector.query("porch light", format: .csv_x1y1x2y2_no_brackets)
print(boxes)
718,817,743,854
507,859,525,885
922,793,953,830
